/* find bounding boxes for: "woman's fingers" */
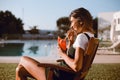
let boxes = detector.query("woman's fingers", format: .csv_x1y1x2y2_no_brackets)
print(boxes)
67,30,75,41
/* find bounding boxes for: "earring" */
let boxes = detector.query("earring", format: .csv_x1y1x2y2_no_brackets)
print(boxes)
80,22,83,25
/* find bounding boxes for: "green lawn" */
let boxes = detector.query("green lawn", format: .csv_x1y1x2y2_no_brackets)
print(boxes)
0,63,120,80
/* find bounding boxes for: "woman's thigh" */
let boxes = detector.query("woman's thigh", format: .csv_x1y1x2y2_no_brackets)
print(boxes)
19,56,46,79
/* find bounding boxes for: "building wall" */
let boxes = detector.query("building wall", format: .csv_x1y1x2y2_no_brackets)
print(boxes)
110,11,120,43
98,12,114,41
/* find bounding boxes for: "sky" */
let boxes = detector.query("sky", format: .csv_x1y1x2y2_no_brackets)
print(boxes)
0,0,120,30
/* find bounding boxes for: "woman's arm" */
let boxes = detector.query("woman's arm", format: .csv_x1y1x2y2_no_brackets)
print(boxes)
67,40,74,49
58,46,84,72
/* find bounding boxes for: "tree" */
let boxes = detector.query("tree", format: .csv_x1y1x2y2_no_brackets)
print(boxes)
93,17,98,38
28,26,39,34
0,10,24,38
56,17,70,38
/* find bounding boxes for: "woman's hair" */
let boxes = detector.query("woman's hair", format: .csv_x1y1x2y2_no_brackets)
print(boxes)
69,7,94,33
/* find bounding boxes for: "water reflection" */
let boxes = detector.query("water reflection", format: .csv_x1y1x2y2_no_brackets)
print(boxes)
0,43,24,56
28,46,38,54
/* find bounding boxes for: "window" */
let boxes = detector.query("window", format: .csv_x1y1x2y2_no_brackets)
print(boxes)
118,18,120,24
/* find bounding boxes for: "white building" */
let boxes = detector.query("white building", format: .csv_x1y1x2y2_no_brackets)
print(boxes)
110,11,120,43
98,12,119,42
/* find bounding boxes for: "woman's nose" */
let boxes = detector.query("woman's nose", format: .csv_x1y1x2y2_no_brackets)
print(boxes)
70,23,73,29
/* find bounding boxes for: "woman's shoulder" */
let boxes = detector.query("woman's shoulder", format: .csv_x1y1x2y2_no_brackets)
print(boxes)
76,32,94,40
76,33,88,41
84,32,94,37
77,32,94,37
77,33,85,37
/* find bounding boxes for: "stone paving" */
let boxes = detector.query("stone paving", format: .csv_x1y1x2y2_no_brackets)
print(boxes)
0,50,120,63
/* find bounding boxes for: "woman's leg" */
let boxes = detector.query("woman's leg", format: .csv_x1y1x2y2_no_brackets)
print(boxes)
16,64,34,80
16,56,46,80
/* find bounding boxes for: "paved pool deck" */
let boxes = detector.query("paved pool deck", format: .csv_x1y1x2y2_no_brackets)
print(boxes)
0,50,120,64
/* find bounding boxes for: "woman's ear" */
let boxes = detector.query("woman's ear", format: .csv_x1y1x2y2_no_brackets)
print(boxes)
79,22,84,27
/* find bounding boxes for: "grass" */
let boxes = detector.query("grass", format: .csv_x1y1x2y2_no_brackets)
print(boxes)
0,63,120,80
85,64,120,80
0,63,17,80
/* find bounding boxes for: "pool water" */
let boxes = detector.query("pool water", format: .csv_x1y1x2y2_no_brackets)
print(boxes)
0,40,59,58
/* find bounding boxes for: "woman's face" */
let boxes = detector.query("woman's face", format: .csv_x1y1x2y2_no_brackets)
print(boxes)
70,17,82,34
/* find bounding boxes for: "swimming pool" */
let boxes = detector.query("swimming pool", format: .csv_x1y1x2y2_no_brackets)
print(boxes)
0,40,59,58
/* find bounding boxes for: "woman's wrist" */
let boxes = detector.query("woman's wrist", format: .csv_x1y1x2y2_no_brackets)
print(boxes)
69,40,74,44
67,40,74,48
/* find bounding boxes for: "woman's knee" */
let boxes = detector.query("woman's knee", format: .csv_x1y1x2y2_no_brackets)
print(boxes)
16,65,23,75
20,56,28,61
21,56,40,65
19,56,30,64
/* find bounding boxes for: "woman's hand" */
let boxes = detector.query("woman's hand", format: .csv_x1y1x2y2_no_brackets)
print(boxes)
57,44,65,58
67,29,76,44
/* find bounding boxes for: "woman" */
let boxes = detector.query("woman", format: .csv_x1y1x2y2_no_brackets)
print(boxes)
16,7,94,80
